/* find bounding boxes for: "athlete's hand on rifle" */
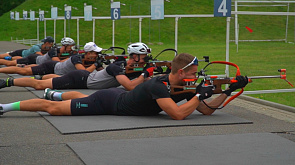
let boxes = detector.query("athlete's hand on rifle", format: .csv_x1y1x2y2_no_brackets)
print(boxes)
48,48,57,57
223,75,248,96
195,81,214,101
142,66,156,78
94,57,103,69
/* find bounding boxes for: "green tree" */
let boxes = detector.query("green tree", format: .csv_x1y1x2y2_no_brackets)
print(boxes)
0,0,26,16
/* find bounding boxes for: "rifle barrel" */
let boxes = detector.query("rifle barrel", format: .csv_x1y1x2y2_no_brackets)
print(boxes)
248,75,281,79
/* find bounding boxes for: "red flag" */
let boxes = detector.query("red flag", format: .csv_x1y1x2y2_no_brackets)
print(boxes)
246,26,253,33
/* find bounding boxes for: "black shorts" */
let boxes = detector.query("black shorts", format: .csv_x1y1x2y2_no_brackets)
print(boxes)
8,49,26,57
70,88,125,116
31,61,58,75
52,70,90,89
16,54,39,65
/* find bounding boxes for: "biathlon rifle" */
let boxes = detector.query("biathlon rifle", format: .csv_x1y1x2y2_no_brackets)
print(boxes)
125,48,178,74
82,46,128,67
169,57,293,109
57,45,79,60
99,46,128,65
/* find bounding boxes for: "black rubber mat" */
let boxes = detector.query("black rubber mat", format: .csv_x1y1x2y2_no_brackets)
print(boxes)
39,110,252,134
67,133,295,165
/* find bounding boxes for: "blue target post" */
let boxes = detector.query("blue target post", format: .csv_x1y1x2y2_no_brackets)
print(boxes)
64,6,72,20
10,11,14,20
111,1,121,54
214,0,231,17
39,10,44,21
23,10,27,20
111,2,121,20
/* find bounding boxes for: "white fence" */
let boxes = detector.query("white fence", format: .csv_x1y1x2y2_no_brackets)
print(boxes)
11,37,39,46
232,0,295,52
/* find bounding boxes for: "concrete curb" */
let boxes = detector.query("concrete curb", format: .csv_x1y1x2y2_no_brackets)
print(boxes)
238,95,295,113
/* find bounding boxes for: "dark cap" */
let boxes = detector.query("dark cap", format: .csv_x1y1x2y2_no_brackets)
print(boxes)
41,36,54,43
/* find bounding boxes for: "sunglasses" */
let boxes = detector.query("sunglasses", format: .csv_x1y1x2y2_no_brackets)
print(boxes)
181,57,198,70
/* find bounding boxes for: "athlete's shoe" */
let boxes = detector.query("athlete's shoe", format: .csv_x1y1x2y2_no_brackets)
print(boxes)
0,79,6,89
0,106,4,116
4,56,12,60
33,75,43,80
16,64,26,68
44,88,56,100
0,78,13,89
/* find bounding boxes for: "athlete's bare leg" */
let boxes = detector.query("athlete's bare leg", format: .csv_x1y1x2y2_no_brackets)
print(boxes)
0,66,33,75
13,77,53,90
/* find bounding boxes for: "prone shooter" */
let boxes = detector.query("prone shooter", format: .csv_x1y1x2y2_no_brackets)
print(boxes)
169,58,294,109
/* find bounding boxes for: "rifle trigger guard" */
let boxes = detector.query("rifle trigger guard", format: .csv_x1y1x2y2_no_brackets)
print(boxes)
200,61,244,110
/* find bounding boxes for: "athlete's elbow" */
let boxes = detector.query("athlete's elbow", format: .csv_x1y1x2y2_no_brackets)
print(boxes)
124,85,135,91
170,113,187,120
200,110,215,116
172,116,186,120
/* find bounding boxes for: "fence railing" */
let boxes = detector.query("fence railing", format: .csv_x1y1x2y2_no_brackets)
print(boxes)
11,37,39,46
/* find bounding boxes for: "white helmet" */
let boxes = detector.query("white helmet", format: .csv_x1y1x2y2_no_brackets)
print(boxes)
61,37,75,45
127,42,151,55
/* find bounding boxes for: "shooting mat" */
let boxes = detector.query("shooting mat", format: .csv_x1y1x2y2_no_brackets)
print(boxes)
67,133,295,165
39,110,252,134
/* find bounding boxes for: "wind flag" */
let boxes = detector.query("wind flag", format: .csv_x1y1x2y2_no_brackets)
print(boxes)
246,26,253,33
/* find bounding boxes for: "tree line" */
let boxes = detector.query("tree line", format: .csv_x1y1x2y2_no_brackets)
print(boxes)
0,0,25,16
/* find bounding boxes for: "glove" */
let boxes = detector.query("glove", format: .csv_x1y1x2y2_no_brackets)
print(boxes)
154,66,163,74
195,81,213,101
142,66,156,78
223,75,248,96
48,48,57,57
165,67,172,74
94,57,103,69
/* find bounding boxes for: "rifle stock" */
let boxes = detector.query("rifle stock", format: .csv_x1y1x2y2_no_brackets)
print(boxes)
125,62,145,74
148,61,171,68
125,61,172,74
102,54,128,60
169,85,196,95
